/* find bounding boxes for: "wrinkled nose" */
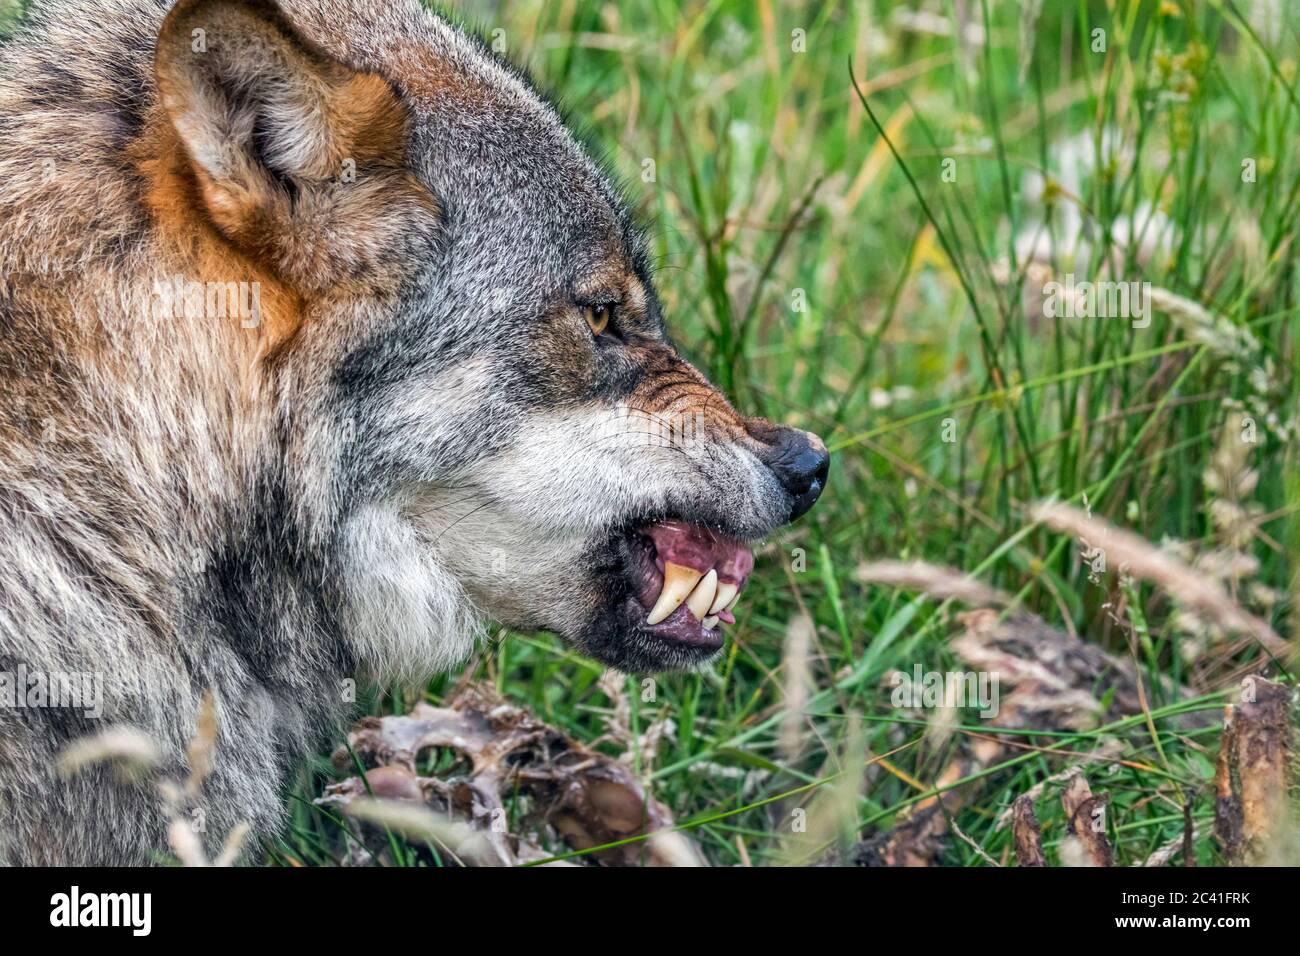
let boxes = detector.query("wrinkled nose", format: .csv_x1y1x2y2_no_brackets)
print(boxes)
766,427,830,521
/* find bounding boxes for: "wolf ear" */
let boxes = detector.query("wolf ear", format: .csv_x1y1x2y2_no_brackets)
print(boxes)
155,0,434,293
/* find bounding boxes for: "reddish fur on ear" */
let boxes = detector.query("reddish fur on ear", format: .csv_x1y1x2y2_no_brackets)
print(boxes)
153,0,437,314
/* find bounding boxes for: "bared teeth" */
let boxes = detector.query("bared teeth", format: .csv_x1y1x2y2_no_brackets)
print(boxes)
646,562,704,625
701,615,719,630
709,581,739,615
685,569,718,621
640,522,754,629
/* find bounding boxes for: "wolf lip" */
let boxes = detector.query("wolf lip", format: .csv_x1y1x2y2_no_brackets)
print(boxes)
629,521,754,642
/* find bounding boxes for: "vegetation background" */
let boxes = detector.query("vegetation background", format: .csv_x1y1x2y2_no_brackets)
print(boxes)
345,0,1295,868
3,0,1295,866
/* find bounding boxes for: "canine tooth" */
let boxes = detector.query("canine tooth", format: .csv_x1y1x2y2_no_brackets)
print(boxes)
709,581,739,615
702,615,719,630
685,569,718,621
646,563,703,625
724,591,740,613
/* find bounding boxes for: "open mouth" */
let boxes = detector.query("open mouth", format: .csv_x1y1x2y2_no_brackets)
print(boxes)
625,520,755,650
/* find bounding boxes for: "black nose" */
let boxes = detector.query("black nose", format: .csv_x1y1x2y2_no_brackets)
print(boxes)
766,428,830,521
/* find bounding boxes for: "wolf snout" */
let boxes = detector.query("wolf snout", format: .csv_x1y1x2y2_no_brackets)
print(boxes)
758,426,830,521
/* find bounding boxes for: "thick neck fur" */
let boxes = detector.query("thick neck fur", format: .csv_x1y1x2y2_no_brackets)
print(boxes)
0,0,484,693
0,1,407,860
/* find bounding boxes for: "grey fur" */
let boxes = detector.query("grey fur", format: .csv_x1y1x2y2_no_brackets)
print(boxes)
0,0,822,864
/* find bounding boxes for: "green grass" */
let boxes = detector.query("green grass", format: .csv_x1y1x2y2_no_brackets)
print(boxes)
277,0,1296,867
5,0,1294,867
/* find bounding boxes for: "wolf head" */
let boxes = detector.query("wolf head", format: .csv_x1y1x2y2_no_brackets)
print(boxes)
152,0,830,674
10,0,828,678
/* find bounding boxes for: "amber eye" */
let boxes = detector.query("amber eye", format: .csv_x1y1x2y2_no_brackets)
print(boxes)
584,303,613,337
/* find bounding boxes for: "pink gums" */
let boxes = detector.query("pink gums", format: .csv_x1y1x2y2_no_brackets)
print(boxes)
643,521,754,585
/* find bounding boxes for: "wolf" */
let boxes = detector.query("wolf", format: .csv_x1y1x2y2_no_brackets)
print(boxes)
0,0,828,864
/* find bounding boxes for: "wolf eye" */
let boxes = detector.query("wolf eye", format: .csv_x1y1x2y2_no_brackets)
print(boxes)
583,304,613,337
